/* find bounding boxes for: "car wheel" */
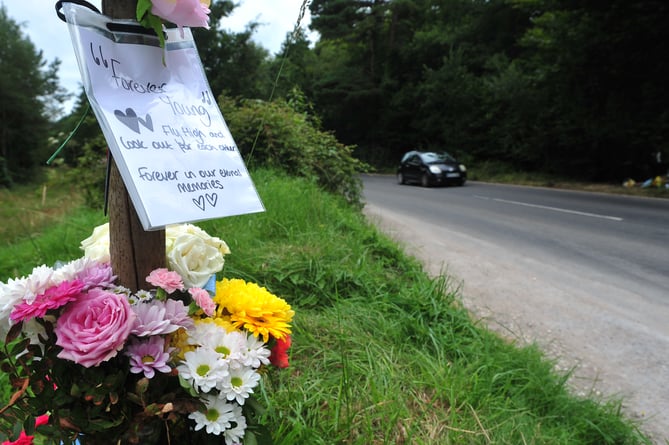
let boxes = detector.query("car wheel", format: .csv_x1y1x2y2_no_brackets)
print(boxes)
397,173,405,185
457,179,466,186
421,173,430,187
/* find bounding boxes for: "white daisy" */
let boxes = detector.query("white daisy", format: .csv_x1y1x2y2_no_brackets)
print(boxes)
0,277,28,336
128,288,154,306
23,265,56,304
207,330,246,366
187,320,225,347
223,403,247,445
110,285,132,298
188,394,236,435
240,333,271,369
177,347,228,393
218,367,261,405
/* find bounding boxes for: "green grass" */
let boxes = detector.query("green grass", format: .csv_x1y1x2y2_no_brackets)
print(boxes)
0,168,651,444
467,160,669,199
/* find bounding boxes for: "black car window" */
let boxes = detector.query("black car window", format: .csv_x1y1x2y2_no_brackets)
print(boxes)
420,152,456,163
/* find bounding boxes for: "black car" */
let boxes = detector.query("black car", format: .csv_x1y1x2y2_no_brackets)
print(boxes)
397,151,467,187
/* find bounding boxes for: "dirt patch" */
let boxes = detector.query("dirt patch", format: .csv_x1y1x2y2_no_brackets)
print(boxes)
364,203,668,444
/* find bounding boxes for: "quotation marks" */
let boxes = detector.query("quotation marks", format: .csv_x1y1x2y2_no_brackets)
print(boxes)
114,108,154,134
192,193,218,211
201,91,212,105
90,42,108,68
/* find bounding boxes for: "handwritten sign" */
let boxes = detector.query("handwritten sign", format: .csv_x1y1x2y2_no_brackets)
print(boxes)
63,3,264,230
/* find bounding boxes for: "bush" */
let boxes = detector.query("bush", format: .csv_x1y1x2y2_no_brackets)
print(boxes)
219,91,369,206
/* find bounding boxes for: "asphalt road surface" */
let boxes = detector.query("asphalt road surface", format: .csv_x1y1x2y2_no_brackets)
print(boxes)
361,174,669,443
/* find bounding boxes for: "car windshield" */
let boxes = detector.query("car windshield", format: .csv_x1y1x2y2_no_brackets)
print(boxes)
420,152,456,163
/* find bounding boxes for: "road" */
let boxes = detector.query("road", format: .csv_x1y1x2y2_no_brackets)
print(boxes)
361,174,669,443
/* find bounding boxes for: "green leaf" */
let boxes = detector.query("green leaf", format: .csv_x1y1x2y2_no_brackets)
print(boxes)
244,430,258,445
5,321,23,343
9,338,31,358
70,383,81,397
135,377,150,395
135,0,153,21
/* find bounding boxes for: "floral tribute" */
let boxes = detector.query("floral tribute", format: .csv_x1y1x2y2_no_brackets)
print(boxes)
0,223,294,445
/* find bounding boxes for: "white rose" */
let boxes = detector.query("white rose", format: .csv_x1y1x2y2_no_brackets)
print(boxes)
165,224,230,288
80,223,229,288
80,223,111,263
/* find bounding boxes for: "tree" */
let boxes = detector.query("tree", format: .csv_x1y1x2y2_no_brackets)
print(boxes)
0,5,64,186
192,1,272,99
267,28,318,100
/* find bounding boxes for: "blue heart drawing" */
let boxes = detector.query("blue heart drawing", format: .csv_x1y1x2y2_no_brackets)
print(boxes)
205,193,218,207
192,193,218,211
193,196,206,211
114,108,153,134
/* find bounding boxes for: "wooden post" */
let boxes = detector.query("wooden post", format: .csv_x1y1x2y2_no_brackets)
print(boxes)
103,0,165,291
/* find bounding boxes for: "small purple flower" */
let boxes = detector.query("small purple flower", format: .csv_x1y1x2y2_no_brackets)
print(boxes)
126,336,173,379
131,301,178,336
164,299,195,330
131,299,194,337
77,261,116,289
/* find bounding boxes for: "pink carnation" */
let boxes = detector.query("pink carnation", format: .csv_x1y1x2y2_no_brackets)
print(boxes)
146,268,184,294
151,0,210,33
55,288,135,367
189,287,215,316
10,280,84,323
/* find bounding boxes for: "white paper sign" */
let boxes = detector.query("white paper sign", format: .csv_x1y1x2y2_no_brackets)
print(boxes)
63,4,264,230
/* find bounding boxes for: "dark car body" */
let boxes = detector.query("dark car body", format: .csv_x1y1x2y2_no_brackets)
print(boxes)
397,151,467,187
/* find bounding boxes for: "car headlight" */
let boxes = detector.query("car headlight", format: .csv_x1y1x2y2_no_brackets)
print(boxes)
429,165,442,174
459,164,467,172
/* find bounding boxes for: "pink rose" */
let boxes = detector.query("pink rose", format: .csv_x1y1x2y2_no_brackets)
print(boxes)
151,0,210,32
55,288,135,367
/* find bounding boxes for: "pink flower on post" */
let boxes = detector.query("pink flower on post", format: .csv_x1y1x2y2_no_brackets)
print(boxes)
55,288,135,368
151,0,210,32
189,287,215,316
146,268,184,294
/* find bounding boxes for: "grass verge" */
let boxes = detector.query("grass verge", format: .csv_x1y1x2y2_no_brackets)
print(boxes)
468,160,669,199
0,169,651,444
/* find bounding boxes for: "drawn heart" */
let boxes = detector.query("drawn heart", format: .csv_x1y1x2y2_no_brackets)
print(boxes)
114,108,153,134
193,195,206,211
137,114,153,132
205,193,218,207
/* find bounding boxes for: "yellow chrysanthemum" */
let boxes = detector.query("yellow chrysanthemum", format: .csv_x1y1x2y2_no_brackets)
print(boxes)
202,315,238,333
214,278,294,342
169,328,195,360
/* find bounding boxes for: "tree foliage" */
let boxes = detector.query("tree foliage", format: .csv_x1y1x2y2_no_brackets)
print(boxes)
301,0,669,181
192,1,272,99
51,0,669,188
0,6,64,186
218,89,369,205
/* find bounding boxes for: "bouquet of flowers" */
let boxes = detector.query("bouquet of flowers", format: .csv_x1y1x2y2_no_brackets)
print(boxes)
0,224,294,445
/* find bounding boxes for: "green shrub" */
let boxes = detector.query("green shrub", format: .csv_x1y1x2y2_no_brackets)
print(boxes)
219,93,369,206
